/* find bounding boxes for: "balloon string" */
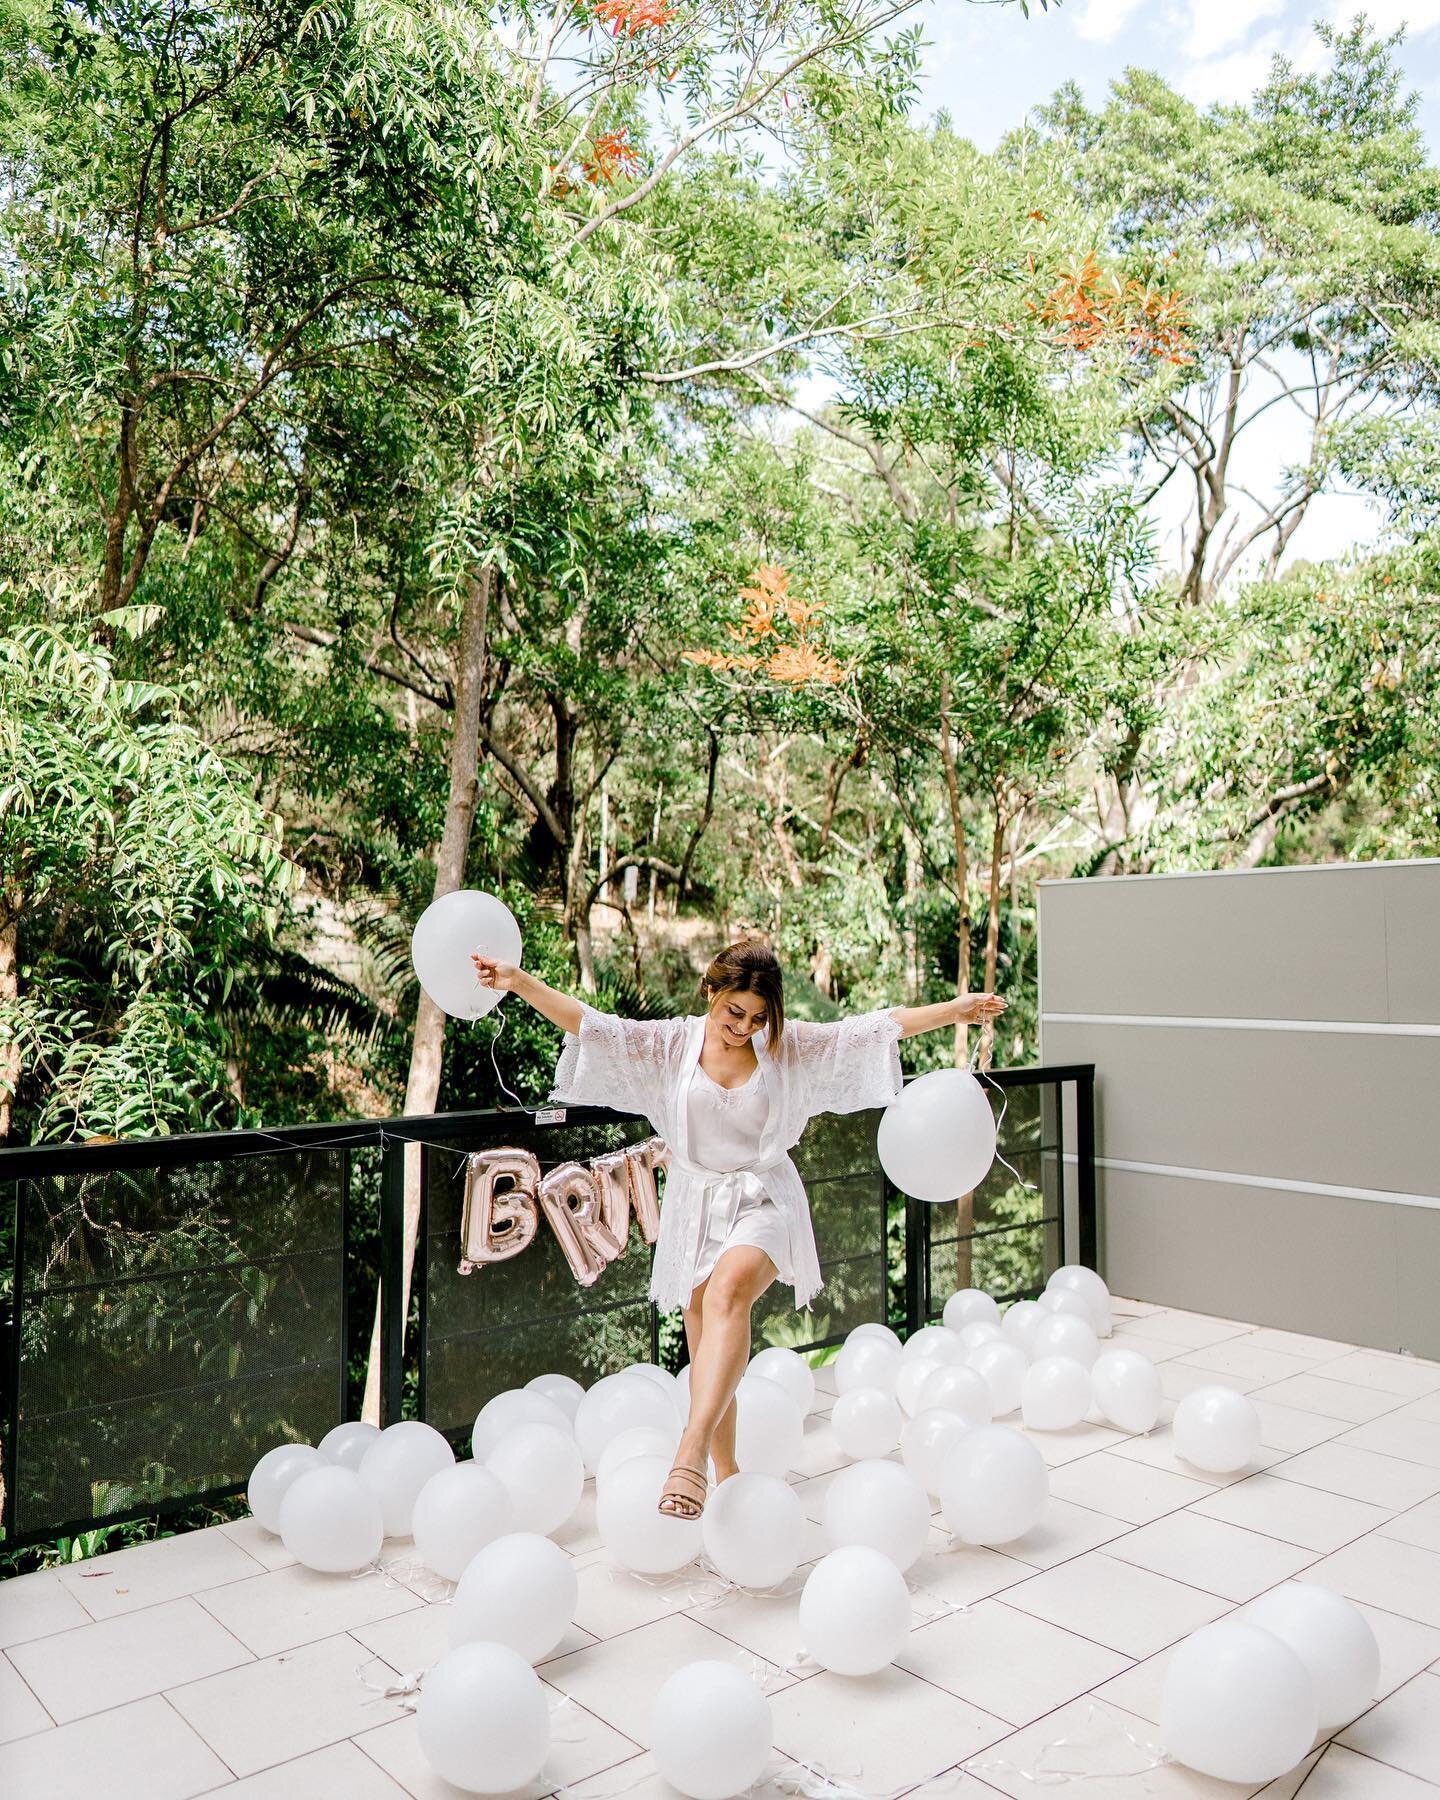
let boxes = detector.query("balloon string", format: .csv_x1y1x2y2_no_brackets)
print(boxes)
964,1703,1169,1786
971,1066,1038,1196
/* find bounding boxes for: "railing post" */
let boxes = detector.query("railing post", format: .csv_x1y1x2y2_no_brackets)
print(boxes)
1076,1067,1098,1272
4,1182,23,1540
380,1135,406,1427
902,1182,925,1338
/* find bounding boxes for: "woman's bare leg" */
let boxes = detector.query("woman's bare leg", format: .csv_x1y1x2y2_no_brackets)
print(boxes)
663,1246,776,1510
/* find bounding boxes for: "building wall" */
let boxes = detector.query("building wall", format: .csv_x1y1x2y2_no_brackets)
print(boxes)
1038,860,1440,1357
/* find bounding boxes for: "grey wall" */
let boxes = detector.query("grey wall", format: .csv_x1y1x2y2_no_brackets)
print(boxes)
1039,861,1440,1358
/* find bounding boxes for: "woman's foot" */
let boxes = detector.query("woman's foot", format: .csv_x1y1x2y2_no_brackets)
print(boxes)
658,1462,708,1520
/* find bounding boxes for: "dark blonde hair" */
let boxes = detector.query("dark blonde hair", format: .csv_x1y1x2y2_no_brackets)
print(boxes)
702,937,785,1046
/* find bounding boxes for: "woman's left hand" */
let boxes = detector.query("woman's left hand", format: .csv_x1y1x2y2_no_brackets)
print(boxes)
955,993,1007,1026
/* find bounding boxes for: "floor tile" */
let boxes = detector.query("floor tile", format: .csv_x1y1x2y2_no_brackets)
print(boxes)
1249,1374,1413,1425
557,1749,801,1799
998,1498,1132,1570
1021,1421,1130,1468
962,1696,1250,1798
204,1737,409,1797
684,1581,810,1671
1104,1511,1317,1602
769,1664,1008,1793
1113,1313,1254,1350
1108,1331,1199,1363
1107,1426,1285,1487
1337,1671,1440,1784
1245,1329,1359,1362
1336,1415,1440,1472
196,1563,423,1658
219,1517,298,1573
552,1484,603,1558
1191,1472,1393,1554
1394,1391,1440,1426
895,1596,1129,1725
1313,1354,1440,1399
0,1568,95,1648
1379,1495,1440,1557
999,1552,1229,1658
356,1691,640,1799
1248,1398,1356,1453
0,1651,52,1743
1268,1443,1440,1510
349,1599,597,1681
8,1595,251,1724
0,1692,230,1800
571,1556,712,1640
906,1541,1038,1607
1048,1452,1216,1525
1174,1341,1317,1385
1159,1363,1263,1402
1303,1535,1440,1630
790,1418,849,1481
1259,1743,1440,1799
167,1630,414,1779
56,1525,265,1620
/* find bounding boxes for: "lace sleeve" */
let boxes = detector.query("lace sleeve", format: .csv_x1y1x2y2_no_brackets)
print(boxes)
548,1004,677,1118
787,1007,905,1116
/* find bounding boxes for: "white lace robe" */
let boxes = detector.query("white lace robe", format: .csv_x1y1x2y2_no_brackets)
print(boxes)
549,1005,904,1310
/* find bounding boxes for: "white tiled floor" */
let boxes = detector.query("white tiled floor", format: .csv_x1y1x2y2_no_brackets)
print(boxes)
4,1300,1440,1798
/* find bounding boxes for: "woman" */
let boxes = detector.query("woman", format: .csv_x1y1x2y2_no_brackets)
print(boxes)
470,938,1005,1519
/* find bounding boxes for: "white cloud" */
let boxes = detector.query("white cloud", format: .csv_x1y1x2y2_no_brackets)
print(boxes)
1176,30,1289,104
1323,0,1440,34
1075,0,1147,43
1182,0,1286,61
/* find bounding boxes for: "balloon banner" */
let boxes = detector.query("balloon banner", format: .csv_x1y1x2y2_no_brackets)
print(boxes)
460,1137,669,1287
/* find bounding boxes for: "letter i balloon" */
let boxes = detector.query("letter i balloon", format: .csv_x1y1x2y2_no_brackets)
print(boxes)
411,891,523,1019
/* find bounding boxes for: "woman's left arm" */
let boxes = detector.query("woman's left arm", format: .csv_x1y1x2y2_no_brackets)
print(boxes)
887,994,1006,1040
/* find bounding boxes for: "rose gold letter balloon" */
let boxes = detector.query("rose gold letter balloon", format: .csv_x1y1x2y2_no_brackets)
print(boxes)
626,1137,668,1246
591,1149,637,1258
538,1162,613,1286
462,1149,541,1266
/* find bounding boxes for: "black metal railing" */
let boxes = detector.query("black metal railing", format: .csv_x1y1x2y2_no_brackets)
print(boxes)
0,1064,1093,1550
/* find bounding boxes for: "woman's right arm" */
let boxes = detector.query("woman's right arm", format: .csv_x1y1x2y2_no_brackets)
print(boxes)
470,956,583,1037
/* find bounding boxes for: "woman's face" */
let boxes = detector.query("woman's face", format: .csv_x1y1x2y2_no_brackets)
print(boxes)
706,985,769,1046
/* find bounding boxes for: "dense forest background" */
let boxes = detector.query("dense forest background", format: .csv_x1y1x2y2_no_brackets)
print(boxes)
4,0,1439,1149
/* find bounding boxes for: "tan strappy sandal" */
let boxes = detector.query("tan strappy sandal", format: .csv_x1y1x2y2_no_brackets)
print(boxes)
658,1462,708,1520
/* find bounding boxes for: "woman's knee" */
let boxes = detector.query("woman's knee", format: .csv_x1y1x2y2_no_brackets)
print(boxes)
702,1270,752,1321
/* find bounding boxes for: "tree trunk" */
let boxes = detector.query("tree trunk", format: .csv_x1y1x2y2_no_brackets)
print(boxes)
361,567,490,1424
979,801,1005,1074
938,674,973,1284
0,878,20,1143
902,828,920,1003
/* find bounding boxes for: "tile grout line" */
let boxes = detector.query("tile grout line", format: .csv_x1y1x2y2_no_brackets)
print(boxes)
157,1687,243,1787
0,1647,59,1743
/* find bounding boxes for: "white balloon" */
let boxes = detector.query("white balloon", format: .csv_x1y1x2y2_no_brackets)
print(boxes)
596,1453,701,1574
676,1363,692,1413
525,1372,586,1424
450,1531,577,1663
1161,1621,1317,1784
831,1387,903,1459
596,1424,680,1488
648,1661,773,1800
748,1345,817,1416
471,1388,572,1461
621,1362,678,1397
1243,1584,1380,1734
939,1425,1049,1545
248,1443,326,1533
902,1408,972,1495
847,1322,902,1351
318,1421,381,1473
1001,1299,1044,1356
1021,1356,1092,1431
917,1361,992,1426
736,1377,804,1476
959,1321,1004,1353
967,1340,1028,1416
278,1465,383,1573
895,1356,942,1419
1047,1265,1112,1337
877,1068,997,1202
358,1421,456,1538
1091,1349,1162,1434
902,1324,963,1364
1173,1386,1260,1474
1029,1312,1100,1370
417,1642,549,1794
822,1458,931,1571
411,889,522,1021
835,1334,902,1396
486,1422,584,1537
1040,1288,1095,1325
943,1288,1001,1333
575,1373,679,1473
412,1461,514,1581
799,1546,912,1675
701,1472,806,1589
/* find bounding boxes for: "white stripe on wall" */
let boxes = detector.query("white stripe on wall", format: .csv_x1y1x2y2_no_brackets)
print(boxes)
1043,1013,1440,1038
1063,1152,1440,1213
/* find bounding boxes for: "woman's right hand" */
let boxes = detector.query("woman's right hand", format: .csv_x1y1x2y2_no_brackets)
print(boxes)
472,954,522,992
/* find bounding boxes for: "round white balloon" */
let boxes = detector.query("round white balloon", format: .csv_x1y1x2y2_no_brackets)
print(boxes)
278,1465,383,1573
943,1288,1001,1334
847,1322,902,1351
411,890,522,1021
358,1421,456,1538
748,1345,817,1416
835,1334,902,1396
486,1422,584,1537
450,1531,577,1663
1243,1583,1380,1734
736,1377,804,1477
318,1421,381,1473
831,1387,903,1459
1021,1356,1092,1431
1040,1288,1095,1325
902,1324,963,1364
902,1407,972,1495
525,1371,586,1423
895,1356,941,1419
822,1458,931,1572
877,1068,997,1202
648,1661,773,1800
917,1361,992,1426
417,1641,549,1794
958,1321,1003,1353
248,1443,326,1534
799,1546,911,1675
1001,1299,1044,1356
1091,1349,1162,1434
1173,1386,1260,1474
939,1425,1049,1545
412,1461,514,1581
575,1373,678,1473
701,1472,806,1589
621,1362,678,1397
472,1388,572,1461
1046,1265,1112,1336
596,1424,680,1488
968,1339,1027,1416
596,1453,702,1575
1161,1621,1317,1784
1029,1312,1100,1370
